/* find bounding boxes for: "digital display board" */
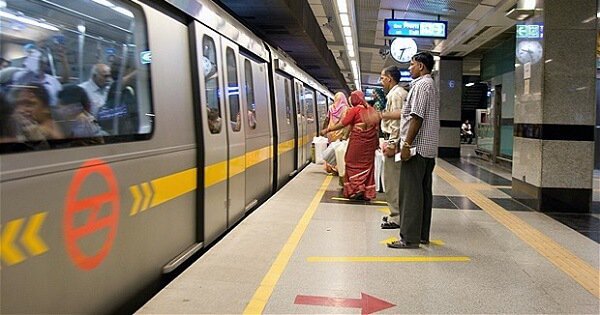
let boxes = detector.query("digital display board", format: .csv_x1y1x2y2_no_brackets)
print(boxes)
516,24,544,39
384,19,448,39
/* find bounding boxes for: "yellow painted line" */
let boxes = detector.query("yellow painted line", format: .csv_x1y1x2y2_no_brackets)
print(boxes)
378,207,391,215
307,256,470,262
435,166,600,299
21,212,48,256
278,139,295,155
243,175,333,314
331,197,387,205
229,155,246,178
205,160,228,188
379,236,444,246
246,146,272,168
150,168,197,207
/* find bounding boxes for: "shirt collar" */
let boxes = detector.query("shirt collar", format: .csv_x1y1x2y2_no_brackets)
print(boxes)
386,84,400,99
409,73,432,88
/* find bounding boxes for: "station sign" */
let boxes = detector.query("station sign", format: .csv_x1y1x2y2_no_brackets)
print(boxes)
516,24,544,39
384,19,447,39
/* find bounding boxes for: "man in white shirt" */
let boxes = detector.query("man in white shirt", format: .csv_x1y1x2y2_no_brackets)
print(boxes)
79,64,111,117
379,66,407,230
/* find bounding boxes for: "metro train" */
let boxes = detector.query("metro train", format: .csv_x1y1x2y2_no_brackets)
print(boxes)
0,0,334,313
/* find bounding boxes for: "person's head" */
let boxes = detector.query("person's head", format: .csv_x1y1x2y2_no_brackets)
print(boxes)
57,84,91,119
332,91,348,108
380,66,401,91
409,52,434,79
9,83,51,122
91,64,112,88
349,90,367,107
465,120,469,124
0,57,11,69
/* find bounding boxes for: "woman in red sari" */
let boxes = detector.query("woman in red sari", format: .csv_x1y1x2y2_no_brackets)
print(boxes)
321,91,379,200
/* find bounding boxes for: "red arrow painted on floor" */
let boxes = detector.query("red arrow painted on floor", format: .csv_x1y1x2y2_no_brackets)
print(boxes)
294,292,395,314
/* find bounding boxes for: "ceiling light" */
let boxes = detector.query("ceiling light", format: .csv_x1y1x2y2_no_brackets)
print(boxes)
343,26,351,37
336,0,348,13
340,13,350,26
465,82,474,87
345,36,353,46
347,49,355,58
92,0,114,7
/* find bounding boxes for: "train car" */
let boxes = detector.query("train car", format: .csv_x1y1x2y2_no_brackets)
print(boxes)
0,0,333,313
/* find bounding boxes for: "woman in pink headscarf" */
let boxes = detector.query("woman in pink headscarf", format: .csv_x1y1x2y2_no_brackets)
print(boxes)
321,90,379,200
325,92,349,143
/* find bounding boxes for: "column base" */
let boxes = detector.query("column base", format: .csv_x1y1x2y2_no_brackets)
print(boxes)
512,178,592,213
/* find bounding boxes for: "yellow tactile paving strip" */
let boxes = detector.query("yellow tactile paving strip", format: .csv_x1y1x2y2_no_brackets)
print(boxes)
243,175,333,314
435,165,600,299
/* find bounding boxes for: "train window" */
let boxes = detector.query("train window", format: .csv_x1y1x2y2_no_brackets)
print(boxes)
244,60,256,130
203,36,221,134
305,89,315,125
0,0,152,153
317,92,327,129
225,48,240,132
284,79,292,125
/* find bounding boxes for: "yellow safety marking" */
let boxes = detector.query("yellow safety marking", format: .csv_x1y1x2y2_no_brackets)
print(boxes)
129,185,142,216
246,146,272,168
150,168,197,207
21,212,49,256
1,218,26,265
435,166,600,298
379,236,444,246
229,155,246,178
278,139,295,155
307,256,470,262
378,207,391,215
243,175,333,314
140,182,153,211
205,160,228,188
331,197,387,205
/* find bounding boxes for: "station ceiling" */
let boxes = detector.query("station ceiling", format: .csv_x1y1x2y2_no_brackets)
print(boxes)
217,0,520,92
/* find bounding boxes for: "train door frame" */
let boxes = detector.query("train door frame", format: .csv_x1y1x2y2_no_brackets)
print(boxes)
191,22,228,245
272,71,296,187
292,80,305,171
303,87,317,164
239,52,272,212
221,38,246,226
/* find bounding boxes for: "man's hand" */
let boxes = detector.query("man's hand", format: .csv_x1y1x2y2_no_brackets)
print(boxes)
400,145,412,161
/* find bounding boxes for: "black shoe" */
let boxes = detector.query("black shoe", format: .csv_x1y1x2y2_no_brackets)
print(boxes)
387,240,419,249
381,221,400,229
420,240,430,245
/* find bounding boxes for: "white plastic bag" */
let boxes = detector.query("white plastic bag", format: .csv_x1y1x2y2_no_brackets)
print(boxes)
312,136,328,164
334,140,348,177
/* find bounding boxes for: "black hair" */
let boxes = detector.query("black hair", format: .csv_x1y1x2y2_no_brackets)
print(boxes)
412,51,434,72
58,84,91,112
382,65,401,83
8,83,50,107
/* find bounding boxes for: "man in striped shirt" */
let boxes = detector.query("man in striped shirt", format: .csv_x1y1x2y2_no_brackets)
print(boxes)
387,51,439,249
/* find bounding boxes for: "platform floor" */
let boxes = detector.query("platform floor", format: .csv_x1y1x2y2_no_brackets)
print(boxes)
137,154,599,314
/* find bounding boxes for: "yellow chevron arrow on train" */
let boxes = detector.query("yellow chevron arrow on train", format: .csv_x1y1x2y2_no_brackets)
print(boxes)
21,212,49,256
140,182,153,211
1,218,26,265
129,185,142,216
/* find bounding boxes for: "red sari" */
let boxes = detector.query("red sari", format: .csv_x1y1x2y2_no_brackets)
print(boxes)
341,104,379,200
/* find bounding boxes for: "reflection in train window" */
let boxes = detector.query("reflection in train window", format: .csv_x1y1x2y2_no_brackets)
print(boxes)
284,79,291,125
0,0,152,153
203,35,221,134
317,92,327,130
305,89,315,125
226,48,240,132
244,60,256,130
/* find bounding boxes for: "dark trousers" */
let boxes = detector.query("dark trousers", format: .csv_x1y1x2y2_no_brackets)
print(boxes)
398,154,435,243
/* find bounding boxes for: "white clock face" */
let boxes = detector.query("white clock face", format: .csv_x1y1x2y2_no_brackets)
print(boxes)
390,38,418,63
516,40,543,64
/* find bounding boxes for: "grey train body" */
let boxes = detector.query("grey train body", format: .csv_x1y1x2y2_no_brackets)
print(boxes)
0,0,332,313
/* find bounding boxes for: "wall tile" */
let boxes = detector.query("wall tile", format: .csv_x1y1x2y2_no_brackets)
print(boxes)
541,140,594,188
